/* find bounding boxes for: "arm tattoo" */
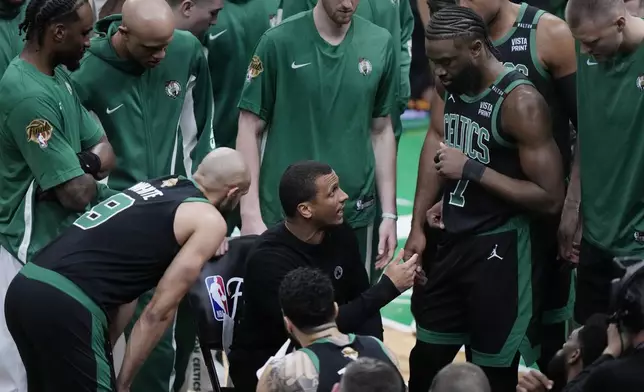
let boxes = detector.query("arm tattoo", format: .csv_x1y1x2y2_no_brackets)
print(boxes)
55,173,97,211
265,355,319,392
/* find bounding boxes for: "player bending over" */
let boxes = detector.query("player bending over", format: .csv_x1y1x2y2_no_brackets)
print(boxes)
4,148,249,392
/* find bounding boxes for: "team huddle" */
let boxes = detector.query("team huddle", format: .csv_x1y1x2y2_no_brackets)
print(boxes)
0,0,642,390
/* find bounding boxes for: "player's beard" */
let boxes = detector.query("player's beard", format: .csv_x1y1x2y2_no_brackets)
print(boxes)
444,60,483,96
546,351,570,389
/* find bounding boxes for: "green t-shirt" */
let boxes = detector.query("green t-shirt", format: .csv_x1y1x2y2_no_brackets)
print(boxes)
71,15,215,191
577,42,644,256
239,11,396,228
280,0,414,116
205,0,279,149
0,59,104,262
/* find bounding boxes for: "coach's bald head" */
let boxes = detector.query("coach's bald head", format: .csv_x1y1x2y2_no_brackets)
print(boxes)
118,0,175,68
430,363,491,392
193,148,250,212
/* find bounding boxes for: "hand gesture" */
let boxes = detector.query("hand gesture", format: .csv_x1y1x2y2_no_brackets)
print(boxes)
435,142,468,180
426,200,444,229
384,249,419,293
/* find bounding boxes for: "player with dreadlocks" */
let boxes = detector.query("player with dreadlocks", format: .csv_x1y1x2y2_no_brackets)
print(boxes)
0,0,116,389
404,6,564,392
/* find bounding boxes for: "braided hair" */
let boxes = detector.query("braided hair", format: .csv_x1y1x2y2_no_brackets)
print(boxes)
19,0,88,45
427,0,456,15
425,6,495,53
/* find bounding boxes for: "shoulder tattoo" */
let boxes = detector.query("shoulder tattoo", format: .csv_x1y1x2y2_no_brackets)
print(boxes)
265,354,319,392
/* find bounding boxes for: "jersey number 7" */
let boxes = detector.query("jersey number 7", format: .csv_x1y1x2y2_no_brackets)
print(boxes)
449,180,469,207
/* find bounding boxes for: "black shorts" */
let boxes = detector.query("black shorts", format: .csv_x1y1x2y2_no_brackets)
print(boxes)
574,239,623,325
414,217,542,367
5,263,115,392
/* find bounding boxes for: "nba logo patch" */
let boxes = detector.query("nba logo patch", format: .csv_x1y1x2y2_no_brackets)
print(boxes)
205,275,229,321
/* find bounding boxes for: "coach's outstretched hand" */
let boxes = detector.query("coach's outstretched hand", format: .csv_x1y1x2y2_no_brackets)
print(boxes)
384,249,418,293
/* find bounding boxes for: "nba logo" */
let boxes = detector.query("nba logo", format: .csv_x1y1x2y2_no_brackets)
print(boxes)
205,275,228,321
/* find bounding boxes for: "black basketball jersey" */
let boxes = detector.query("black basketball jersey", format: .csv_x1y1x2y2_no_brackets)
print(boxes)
494,2,571,172
33,175,208,312
442,69,532,235
510,0,567,17
300,334,402,392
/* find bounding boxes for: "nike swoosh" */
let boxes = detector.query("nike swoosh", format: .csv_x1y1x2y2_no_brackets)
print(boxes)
291,62,311,69
209,29,227,41
587,58,598,66
106,104,123,114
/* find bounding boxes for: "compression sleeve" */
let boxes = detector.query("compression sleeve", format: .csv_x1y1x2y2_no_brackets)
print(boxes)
554,72,578,130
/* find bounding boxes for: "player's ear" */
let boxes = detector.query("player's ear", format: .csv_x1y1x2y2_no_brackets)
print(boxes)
297,202,313,220
52,23,66,43
226,186,240,199
180,0,196,17
283,315,294,333
568,347,581,365
117,25,129,38
331,383,341,392
470,39,483,59
333,302,339,319
615,15,626,32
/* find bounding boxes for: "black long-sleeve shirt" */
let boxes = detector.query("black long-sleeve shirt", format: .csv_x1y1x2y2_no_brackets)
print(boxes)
562,349,644,392
231,222,400,355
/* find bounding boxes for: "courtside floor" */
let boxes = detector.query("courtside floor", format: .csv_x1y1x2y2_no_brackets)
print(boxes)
383,123,534,378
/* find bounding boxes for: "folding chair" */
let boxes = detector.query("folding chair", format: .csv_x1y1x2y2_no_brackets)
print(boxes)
188,235,258,392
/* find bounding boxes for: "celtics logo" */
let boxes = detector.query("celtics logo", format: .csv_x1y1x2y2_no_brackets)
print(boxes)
165,81,181,99
358,58,372,76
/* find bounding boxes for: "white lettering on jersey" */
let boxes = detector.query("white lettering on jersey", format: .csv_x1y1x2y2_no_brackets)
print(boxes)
128,182,164,200
511,37,528,52
478,102,493,118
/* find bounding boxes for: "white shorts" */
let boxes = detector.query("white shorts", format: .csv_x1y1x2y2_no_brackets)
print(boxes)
0,246,27,392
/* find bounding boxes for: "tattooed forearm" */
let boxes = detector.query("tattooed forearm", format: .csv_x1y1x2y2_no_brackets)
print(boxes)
54,174,97,211
262,355,319,392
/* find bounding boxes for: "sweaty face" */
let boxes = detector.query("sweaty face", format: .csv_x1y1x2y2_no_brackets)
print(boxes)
183,0,224,37
457,0,502,24
426,38,483,95
571,17,625,62
308,171,348,226
124,28,174,68
57,3,93,71
320,0,360,25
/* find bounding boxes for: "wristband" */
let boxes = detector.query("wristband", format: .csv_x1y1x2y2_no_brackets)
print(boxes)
462,159,486,181
77,151,102,176
382,213,398,221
